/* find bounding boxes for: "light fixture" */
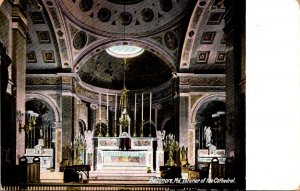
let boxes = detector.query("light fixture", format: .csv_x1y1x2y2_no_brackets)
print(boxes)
105,3,144,59
106,45,144,58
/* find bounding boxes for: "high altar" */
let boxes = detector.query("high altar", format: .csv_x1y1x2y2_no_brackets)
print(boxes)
95,137,155,171
81,62,163,174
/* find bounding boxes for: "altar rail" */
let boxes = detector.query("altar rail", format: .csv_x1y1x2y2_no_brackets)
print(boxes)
2,183,242,191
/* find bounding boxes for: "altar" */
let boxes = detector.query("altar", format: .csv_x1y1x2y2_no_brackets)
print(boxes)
95,137,155,172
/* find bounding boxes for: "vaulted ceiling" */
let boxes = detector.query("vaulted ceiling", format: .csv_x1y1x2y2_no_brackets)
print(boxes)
25,0,226,90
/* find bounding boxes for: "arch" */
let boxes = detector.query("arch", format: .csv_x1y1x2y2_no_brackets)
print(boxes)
94,122,108,137
190,93,225,123
26,92,62,123
73,39,177,73
143,121,156,137
161,116,171,131
79,119,87,136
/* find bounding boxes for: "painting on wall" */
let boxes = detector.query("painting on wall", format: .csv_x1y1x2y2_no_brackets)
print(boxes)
27,51,37,63
42,50,55,63
37,31,51,44
201,31,217,44
197,51,210,63
215,51,226,63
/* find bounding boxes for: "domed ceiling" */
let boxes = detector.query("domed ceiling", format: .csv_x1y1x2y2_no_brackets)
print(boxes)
25,0,227,92
78,50,173,90
58,0,194,36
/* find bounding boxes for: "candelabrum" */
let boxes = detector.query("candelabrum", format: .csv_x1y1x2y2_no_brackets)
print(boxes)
73,135,86,165
17,110,39,133
164,133,179,166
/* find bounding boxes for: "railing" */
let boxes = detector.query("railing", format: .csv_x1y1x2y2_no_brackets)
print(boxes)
1,183,242,191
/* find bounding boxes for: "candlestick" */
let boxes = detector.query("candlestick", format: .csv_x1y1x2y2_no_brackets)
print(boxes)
133,93,137,137
99,93,101,121
106,93,109,137
141,93,144,137
115,94,117,120
114,94,117,137
149,92,152,137
106,94,109,121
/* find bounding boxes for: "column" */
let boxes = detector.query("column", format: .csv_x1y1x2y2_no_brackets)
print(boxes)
74,98,81,138
88,103,97,131
153,103,162,130
55,122,62,172
62,95,74,163
188,122,196,166
12,1,28,164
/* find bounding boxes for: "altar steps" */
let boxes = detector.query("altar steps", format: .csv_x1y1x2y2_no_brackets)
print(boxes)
96,166,149,174
90,168,159,183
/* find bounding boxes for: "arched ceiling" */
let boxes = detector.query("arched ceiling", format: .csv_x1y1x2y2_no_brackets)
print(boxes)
25,0,227,90
58,0,194,37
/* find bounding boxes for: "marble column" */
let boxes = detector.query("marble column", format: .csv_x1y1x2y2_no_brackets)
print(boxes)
74,99,81,137
188,122,196,166
55,122,62,172
11,1,28,164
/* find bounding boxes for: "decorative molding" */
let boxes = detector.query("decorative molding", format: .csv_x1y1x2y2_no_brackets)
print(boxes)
179,76,226,86
190,94,203,109
75,84,98,100
26,77,61,85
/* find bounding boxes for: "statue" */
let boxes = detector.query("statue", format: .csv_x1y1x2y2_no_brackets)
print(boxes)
204,126,217,155
204,126,212,147
180,146,188,166
156,130,165,151
39,126,44,138
84,130,94,153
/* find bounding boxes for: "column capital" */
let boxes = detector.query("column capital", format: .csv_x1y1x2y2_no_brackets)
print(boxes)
90,103,99,110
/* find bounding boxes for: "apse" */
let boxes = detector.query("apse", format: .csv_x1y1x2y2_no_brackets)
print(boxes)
77,49,173,90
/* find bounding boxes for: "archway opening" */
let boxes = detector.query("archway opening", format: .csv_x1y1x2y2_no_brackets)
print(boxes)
195,101,226,150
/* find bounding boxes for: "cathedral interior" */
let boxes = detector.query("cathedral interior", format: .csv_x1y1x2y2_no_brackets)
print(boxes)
0,0,245,190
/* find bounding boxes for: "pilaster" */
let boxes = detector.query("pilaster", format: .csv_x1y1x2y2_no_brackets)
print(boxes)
188,122,196,165
11,0,27,164
178,93,189,147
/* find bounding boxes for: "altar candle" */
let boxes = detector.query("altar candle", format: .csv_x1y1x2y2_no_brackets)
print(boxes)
115,94,117,120
141,93,144,121
106,93,109,121
99,93,101,121
134,93,137,121
150,92,152,125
